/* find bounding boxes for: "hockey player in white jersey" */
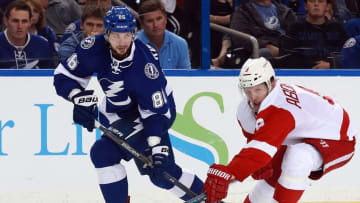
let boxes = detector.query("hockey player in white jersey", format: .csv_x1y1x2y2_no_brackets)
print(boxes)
53,6,203,203
202,57,357,203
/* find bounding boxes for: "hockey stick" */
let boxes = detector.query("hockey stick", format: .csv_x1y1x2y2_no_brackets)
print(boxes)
94,120,199,198
184,193,207,203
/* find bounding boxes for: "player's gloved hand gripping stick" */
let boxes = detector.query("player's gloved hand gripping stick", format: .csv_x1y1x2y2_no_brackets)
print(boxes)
93,120,199,199
71,90,98,132
186,164,233,203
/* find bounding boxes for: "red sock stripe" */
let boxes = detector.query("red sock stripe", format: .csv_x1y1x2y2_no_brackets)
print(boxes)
274,184,304,203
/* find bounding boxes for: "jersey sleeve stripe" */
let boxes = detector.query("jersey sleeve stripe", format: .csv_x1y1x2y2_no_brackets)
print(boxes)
244,140,278,157
340,109,350,140
54,63,91,89
165,83,173,95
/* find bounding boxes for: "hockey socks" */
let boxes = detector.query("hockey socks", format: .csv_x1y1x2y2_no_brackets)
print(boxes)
273,184,304,203
100,178,129,203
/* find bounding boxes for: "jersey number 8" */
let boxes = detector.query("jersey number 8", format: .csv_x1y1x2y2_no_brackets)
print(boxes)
152,91,167,108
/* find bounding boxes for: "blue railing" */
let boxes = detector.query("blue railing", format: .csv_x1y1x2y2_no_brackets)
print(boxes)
1,69,360,77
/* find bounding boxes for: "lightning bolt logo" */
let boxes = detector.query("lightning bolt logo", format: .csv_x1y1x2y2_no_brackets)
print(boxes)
105,80,124,97
125,118,143,140
99,78,132,106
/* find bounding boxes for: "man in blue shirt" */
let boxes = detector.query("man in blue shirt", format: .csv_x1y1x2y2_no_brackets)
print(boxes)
137,0,191,69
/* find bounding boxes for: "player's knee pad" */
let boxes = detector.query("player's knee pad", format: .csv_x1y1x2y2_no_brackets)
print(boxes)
90,137,123,168
247,180,275,203
279,143,323,190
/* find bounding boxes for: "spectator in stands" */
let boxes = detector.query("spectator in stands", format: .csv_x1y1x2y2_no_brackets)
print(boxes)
231,0,297,58
280,0,352,21
344,0,360,18
40,0,82,36
1,0,15,31
279,0,348,69
181,0,201,68
24,0,59,53
34,0,48,9
61,0,117,43
212,0,297,69
58,4,106,61
0,0,53,69
210,0,233,60
340,18,360,68
279,0,307,16
137,0,191,69
159,0,182,35
325,0,352,23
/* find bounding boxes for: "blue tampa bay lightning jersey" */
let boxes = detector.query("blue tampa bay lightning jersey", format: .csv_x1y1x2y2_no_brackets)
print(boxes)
54,34,176,139
0,31,54,69
340,36,360,68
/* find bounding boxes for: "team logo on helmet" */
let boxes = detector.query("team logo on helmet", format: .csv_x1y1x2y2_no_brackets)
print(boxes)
144,63,159,79
104,6,136,33
80,36,95,49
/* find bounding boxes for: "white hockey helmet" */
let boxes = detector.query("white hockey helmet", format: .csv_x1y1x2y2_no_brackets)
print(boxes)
238,57,275,90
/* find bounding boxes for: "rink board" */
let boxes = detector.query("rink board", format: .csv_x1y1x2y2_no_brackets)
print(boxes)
0,70,359,203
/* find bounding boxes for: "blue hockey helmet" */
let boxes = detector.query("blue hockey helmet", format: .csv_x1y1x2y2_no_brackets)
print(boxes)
104,6,137,33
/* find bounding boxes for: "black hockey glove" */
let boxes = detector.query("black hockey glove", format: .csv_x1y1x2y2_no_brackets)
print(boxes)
72,90,98,132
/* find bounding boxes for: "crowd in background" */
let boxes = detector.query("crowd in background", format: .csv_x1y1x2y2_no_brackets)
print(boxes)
0,0,360,69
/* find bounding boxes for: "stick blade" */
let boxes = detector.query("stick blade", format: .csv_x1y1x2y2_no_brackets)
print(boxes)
184,193,207,203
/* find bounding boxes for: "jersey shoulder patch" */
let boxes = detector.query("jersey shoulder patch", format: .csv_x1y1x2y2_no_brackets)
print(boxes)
144,63,159,79
80,35,96,49
343,37,356,49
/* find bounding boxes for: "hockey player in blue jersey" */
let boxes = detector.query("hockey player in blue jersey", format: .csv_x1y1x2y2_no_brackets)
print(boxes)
53,6,203,203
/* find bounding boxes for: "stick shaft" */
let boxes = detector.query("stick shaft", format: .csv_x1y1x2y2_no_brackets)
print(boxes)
184,193,207,203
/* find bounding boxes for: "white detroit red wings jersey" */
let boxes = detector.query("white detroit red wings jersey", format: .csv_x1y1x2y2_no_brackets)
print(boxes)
227,82,357,181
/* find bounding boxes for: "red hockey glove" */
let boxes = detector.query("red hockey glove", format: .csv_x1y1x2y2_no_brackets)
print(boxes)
203,164,233,203
251,163,273,180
